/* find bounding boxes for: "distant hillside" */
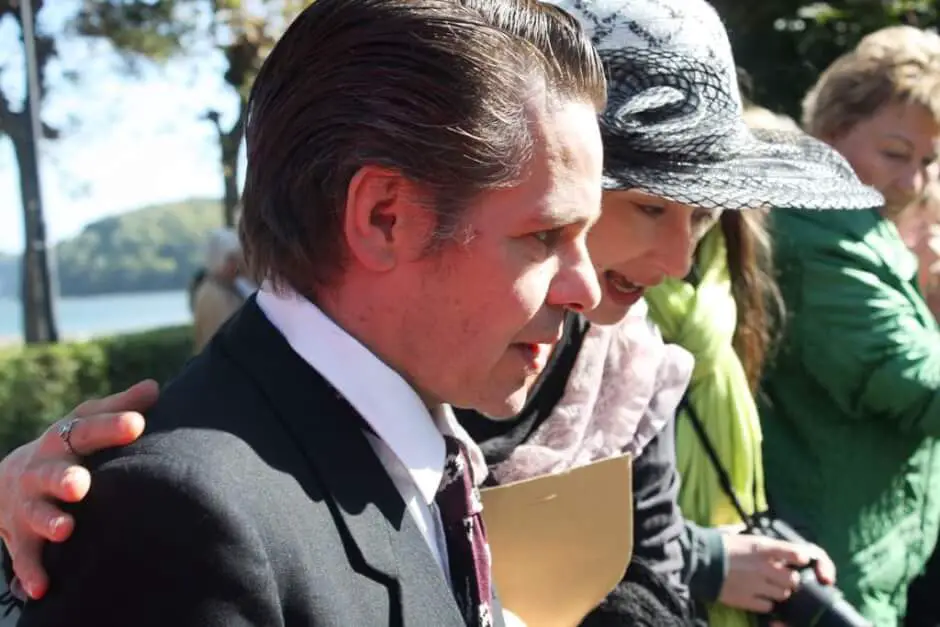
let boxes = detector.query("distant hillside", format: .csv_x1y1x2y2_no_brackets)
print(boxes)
0,254,17,299
0,198,225,298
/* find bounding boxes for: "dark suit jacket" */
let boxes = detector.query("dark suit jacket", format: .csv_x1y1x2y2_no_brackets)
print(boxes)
18,298,494,627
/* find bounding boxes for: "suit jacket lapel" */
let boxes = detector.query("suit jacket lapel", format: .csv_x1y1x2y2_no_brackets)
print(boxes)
218,298,464,626
394,505,477,626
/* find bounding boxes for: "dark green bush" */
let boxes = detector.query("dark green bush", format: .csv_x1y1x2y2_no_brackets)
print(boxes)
100,325,194,393
0,326,193,455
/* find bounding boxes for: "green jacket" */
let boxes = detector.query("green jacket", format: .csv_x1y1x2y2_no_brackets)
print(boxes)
759,208,940,626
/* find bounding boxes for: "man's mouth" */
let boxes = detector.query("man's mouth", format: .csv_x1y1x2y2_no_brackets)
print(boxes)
510,328,563,374
511,342,552,373
603,270,645,306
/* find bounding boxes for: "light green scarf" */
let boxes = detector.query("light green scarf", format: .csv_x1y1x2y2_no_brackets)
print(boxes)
645,227,767,627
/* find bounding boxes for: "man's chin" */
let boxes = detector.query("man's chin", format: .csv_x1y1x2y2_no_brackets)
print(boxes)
463,386,531,420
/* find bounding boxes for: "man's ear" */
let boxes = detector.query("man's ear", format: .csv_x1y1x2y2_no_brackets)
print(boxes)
343,165,437,272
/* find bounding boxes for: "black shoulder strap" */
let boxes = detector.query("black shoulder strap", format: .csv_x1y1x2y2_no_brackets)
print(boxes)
677,395,755,527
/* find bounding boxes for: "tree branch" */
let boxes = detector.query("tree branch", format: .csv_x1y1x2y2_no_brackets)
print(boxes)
0,0,15,21
0,83,13,137
202,109,224,138
223,97,247,149
3,0,59,141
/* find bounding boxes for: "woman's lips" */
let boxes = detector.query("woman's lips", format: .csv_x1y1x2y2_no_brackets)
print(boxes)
604,270,644,306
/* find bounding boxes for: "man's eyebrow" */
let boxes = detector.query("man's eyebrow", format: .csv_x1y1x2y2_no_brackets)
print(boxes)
531,205,594,227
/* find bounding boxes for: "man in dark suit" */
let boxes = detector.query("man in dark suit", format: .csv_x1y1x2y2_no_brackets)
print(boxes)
15,1,607,625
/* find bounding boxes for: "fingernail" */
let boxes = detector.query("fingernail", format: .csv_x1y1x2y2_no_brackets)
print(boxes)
62,468,84,494
63,467,82,484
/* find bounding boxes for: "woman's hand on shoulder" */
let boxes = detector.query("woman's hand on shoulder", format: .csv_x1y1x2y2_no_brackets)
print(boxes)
0,380,157,599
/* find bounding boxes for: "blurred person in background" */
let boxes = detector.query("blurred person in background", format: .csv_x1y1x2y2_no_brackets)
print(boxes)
191,227,256,352
759,25,940,626
186,267,208,312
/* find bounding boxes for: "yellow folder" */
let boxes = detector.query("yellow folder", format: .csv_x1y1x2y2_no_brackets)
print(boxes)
480,454,634,627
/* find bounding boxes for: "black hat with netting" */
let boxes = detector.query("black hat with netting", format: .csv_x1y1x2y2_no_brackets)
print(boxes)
553,0,885,211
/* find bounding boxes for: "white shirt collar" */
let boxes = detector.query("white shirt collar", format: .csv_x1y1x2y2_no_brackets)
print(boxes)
256,286,488,502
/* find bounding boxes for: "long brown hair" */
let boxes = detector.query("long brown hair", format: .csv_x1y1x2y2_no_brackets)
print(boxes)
729,104,795,391
720,209,784,392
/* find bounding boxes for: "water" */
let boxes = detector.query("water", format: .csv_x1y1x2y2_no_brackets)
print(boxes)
0,290,192,343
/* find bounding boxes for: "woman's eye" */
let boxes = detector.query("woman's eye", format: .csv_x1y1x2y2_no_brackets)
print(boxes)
638,204,665,218
692,209,720,228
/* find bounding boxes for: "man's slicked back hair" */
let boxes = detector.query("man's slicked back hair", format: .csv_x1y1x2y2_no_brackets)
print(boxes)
240,0,606,295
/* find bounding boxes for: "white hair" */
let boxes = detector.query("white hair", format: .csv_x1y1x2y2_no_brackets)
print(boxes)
205,228,242,274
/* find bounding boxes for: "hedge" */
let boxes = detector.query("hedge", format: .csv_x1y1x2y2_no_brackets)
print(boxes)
0,326,193,455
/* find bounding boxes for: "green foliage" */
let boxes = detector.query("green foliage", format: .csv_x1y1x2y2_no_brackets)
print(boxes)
0,198,225,298
0,325,193,455
717,0,940,118
99,325,194,392
73,0,318,227
71,0,195,64
56,197,224,296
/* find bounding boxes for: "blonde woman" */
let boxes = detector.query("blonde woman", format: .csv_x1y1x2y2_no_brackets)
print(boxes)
760,25,940,626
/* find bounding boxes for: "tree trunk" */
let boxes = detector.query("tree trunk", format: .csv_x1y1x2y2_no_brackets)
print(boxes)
11,125,58,344
220,98,248,228
221,142,240,227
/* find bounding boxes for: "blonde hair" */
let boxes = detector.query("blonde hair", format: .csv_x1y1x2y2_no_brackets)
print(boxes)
802,25,940,139
856,25,940,59
742,105,801,133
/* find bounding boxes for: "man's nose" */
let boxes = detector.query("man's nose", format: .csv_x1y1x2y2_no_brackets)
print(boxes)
550,240,602,313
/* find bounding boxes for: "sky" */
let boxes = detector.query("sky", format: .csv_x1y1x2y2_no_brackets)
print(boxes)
0,1,245,254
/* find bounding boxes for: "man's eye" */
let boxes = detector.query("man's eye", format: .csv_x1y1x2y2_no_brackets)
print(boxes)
532,228,564,248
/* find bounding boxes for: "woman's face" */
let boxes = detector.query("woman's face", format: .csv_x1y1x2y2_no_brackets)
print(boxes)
585,189,721,325
825,102,940,215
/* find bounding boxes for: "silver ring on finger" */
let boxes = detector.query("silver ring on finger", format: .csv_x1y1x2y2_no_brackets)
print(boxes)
57,417,80,456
